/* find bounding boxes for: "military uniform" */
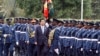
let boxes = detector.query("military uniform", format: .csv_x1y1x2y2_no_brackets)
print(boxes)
0,23,4,56
27,23,37,56
3,19,14,56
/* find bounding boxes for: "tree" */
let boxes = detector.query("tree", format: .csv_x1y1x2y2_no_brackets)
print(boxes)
16,0,93,19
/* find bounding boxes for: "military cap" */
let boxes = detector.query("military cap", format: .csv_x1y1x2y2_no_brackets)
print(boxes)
63,20,68,24
88,22,94,26
28,18,32,21
78,21,84,25
94,22,99,27
15,17,17,20
6,18,12,22
83,21,88,26
72,20,76,23
58,20,64,24
52,18,59,23
68,20,72,23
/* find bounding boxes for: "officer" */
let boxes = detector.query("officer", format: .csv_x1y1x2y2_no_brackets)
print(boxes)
27,18,37,56
48,19,60,56
3,18,14,56
11,18,17,56
50,18,59,29
0,17,4,56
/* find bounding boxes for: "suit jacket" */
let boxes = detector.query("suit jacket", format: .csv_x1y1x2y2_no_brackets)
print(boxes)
35,25,49,46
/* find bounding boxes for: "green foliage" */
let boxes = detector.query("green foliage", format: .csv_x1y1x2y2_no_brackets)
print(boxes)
16,0,42,17
16,0,92,19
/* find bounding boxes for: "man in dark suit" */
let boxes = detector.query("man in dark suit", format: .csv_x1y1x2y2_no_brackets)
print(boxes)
35,19,50,56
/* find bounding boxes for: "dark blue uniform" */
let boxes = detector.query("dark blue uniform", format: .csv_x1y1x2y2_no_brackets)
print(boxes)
91,30,98,56
3,24,14,56
19,24,29,55
49,27,61,56
27,24,37,56
0,24,4,56
97,30,100,56
14,23,21,55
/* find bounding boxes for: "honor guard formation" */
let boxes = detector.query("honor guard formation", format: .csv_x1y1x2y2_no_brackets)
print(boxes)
0,16,100,56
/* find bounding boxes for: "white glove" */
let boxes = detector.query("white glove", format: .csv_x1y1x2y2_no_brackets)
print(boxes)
34,42,37,45
27,41,29,44
54,48,59,55
96,50,98,53
16,42,19,45
81,48,83,51
70,46,73,49
90,49,92,52
3,34,7,38
45,23,49,27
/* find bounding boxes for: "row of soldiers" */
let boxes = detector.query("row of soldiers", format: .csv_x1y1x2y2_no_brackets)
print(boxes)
49,19,100,56
0,17,40,56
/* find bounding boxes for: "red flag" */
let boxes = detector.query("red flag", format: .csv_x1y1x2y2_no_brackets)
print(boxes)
43,0,49,20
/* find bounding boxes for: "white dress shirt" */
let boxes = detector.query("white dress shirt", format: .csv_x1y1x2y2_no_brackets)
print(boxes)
41,26,45,34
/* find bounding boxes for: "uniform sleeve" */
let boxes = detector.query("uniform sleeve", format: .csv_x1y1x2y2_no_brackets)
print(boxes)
53,29,60,49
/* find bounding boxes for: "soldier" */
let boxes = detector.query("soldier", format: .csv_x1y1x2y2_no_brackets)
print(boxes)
31,19,39,30
27,18,37,56
82,22,94,56
0,17,4,56
90,26,99,56
97,22,100,56
75,21,88,56
58,20,69,56
3,18,14,56
48,19,60,56
20,18,29,56
50,18,59,29
14,18,22,56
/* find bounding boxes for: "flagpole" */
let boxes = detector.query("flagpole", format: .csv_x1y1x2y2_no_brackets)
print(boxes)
81,0,83,21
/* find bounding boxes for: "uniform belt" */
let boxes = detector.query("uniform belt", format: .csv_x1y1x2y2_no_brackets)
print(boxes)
59,36,71,39
20,32,26,33
75,38,83,40
83,38,91,41
15,31,20,32
98,42,100,44
3,34,11,38
70,37,75,39
91,39,98,41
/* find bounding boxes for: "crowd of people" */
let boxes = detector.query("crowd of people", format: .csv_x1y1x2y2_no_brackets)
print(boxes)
0,16,100,56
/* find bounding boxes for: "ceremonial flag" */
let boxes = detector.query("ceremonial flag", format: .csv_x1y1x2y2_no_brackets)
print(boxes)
48,0,54,18
43,0,49,20
43,0,54,20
